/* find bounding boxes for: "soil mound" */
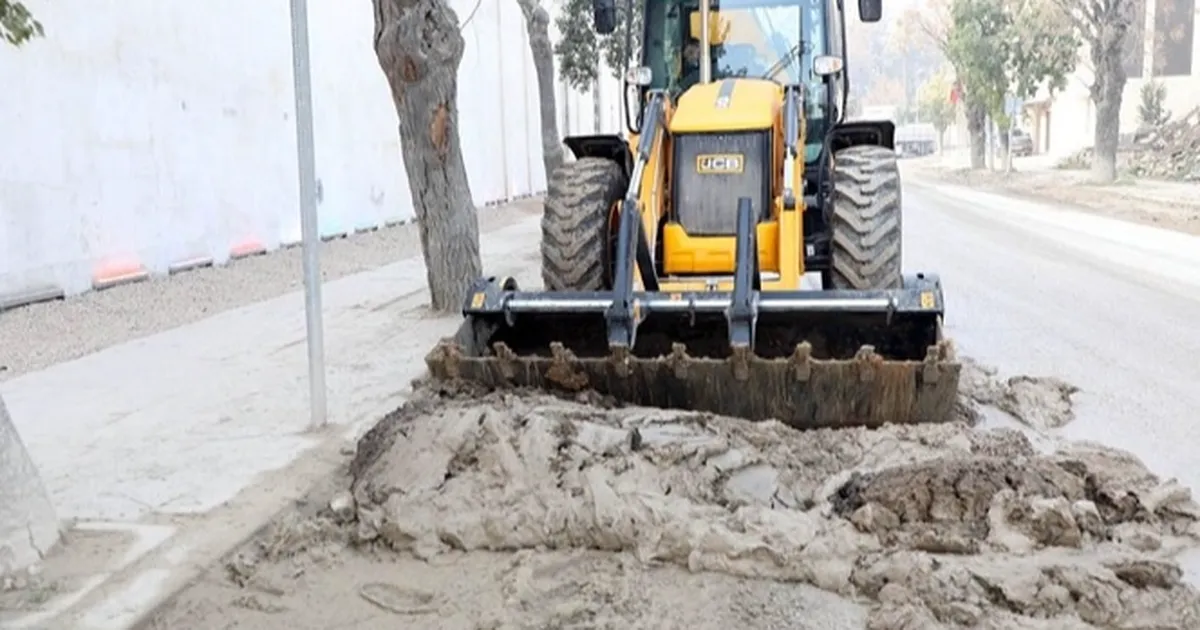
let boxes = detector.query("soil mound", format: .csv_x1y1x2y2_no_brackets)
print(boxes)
349,384,1200,628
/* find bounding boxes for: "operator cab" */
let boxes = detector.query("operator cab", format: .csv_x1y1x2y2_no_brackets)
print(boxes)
634,0,844,163
586,0,885,283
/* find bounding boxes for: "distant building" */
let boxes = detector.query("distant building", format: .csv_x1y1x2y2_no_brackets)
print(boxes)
1031,0,1198,157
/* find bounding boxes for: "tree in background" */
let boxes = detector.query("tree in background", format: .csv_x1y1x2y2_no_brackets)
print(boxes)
554,0,643,90
885,9,943,113
1,0,41,44
912,0,990,167
944,0,1076,167
847,3,944,112
867,76,908,109
917,68,958,149
515,0,566,179
1004,0,1078,107
372,0,482,312
1050,0,1136,182
1137,0,1180,131
1138,80,1170,128
0,5,58,582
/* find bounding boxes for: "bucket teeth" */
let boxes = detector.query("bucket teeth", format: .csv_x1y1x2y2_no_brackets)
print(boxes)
790,342,813,382
608,344,633,377
667,343,691,378
730,345,752,381
854,345,881,383
491,342,517,380
432,340,462,379
922,344,942,384
546,342,588,391
426,305,963,429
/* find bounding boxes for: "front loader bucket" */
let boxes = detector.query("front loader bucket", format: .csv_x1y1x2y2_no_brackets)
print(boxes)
426,282,959,430
425,199,962,431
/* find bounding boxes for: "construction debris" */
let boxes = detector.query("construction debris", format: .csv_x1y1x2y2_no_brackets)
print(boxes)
1059,107,1200,181
142,361,1200,629
343,381,1200,629
1127,107,1200,180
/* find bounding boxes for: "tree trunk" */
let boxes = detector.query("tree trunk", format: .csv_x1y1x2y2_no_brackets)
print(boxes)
998,121,1011,172
0,394,60,577
515,0,566,181
1091,93,1120,182
1088,23,1129,183
966,99,987,169
373,0,482,312
1090,61,1124,183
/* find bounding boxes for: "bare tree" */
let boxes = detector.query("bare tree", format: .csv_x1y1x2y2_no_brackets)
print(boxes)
1,394,60,578
373,0,483,311
515,0,566,180
1,3,58,581
1053,0,1137,182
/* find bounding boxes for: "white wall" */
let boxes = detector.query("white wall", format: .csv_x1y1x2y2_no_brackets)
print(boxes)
0,0,626,302
1046,0,1200,157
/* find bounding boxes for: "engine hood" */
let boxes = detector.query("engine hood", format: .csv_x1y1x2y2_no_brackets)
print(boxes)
668,78,782,134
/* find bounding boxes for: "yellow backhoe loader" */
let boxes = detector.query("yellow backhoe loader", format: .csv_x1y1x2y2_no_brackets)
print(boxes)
425,0,961,429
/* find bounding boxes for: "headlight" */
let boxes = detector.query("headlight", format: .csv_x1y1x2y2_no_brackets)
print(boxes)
624,66,653,86
812,55,844,77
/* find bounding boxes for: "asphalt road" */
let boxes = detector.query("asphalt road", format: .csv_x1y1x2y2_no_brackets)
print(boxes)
901,170,1200,496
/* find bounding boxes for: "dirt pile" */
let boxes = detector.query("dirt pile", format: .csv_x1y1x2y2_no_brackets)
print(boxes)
347,380,1200,629
1127,107,1200,181
1059,107,1200,181
958,358,1080,430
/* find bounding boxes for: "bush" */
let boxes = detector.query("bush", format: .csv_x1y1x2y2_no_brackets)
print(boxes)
1138,81,1171,128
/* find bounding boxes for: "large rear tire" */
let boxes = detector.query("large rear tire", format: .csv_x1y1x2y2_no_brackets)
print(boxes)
541,157,627,291
829,145,903,290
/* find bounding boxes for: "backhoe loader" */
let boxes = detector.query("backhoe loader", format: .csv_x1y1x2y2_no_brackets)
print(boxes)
424,0,961,429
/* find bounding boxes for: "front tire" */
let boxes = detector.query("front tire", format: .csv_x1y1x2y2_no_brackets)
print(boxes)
540,158,627,291
829,145,903,290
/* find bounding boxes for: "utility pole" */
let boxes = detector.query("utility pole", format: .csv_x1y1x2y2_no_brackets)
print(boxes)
288,0,328,431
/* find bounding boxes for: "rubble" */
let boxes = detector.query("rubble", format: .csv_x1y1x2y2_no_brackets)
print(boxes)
144,366,1200,629
1058,107,1200,181
344,382,1200,628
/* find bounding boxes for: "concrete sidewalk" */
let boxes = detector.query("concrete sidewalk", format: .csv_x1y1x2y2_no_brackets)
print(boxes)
909,149,1200,207
0,216,544,629
903,151,1200,237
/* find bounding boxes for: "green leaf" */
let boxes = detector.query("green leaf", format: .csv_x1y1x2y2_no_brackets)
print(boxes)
942,0,1076,123
1,0,44,47
553,0,642,91
916,67,958,133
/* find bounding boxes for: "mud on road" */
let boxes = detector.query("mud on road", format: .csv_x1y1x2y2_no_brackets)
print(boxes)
144,364,1200,630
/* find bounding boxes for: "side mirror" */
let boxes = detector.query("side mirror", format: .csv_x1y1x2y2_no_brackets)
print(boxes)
593,0,618,34
858,0,882,22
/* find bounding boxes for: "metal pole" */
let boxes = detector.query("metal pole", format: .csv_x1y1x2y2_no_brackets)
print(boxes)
288,0,328,430
700,0,711,84
1006,124,1014,173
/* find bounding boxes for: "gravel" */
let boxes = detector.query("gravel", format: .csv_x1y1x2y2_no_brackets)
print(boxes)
0,199,543,381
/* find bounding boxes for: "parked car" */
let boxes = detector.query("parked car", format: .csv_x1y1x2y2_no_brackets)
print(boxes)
1010,129,1034,157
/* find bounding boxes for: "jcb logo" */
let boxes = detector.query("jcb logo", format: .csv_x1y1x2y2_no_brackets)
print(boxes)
696,154,744,174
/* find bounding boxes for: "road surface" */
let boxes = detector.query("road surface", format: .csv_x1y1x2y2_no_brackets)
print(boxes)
902,172,1200,493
